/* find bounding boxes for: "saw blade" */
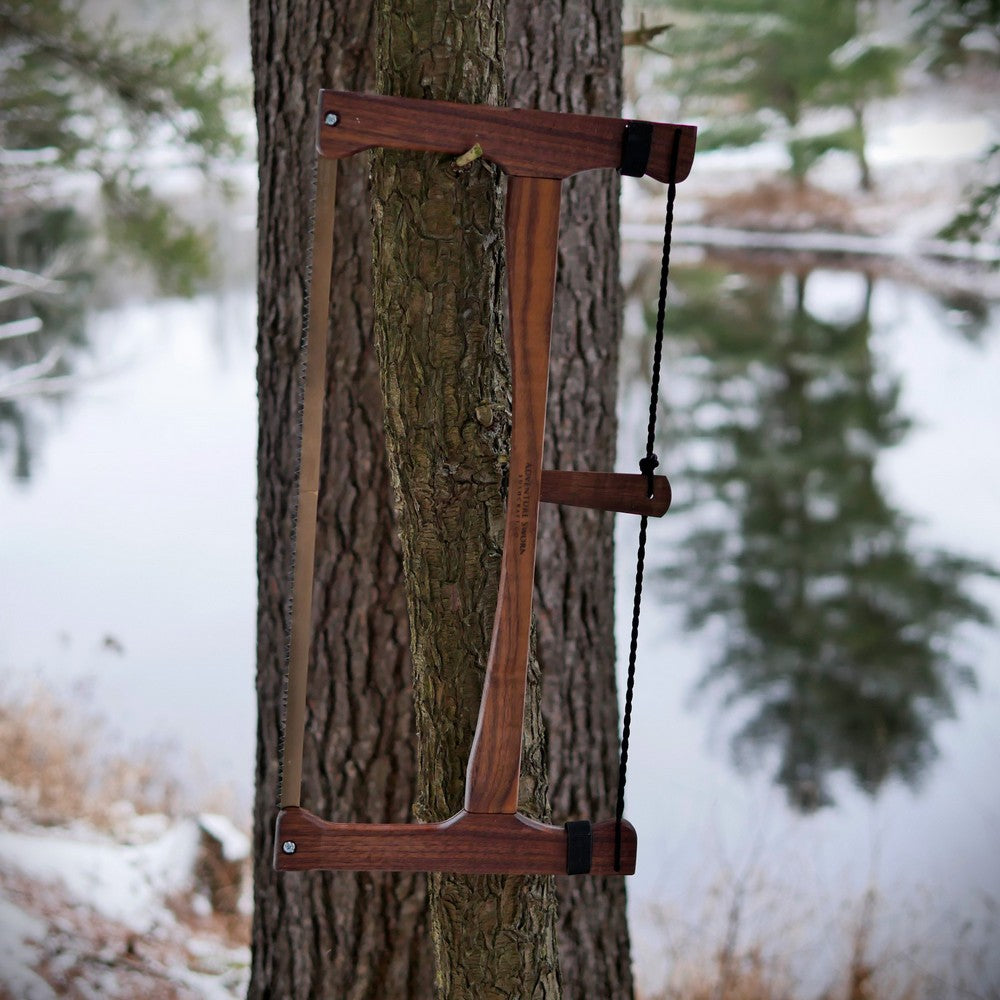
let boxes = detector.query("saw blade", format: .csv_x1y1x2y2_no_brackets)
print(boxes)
277,150,339,810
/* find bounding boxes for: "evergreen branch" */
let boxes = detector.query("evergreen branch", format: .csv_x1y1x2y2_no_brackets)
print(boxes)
0,0,244,164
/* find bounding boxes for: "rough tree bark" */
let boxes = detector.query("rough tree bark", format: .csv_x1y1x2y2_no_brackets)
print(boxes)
250,0,633,995
248,2,433,996
370,0,562,996
506,3,635,996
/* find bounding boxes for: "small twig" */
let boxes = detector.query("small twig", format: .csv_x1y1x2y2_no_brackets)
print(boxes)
623,14,672,49
0,317,44,341
0,345,67,400
454,143,484,169
0,264,68,302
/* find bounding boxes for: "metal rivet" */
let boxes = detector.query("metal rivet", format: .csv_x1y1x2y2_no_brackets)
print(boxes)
324,112,339,127
282,840,297,854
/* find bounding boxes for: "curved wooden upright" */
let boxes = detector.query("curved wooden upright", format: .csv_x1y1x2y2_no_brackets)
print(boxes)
275,91,695,876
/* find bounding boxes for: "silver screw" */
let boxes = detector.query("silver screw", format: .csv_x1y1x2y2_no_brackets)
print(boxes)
282,840,297,854
324,112,339,127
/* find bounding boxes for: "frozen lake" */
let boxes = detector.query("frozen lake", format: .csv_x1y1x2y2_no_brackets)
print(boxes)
1,258,997,995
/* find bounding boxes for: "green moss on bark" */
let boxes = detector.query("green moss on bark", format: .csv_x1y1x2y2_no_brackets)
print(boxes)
372,0,562,996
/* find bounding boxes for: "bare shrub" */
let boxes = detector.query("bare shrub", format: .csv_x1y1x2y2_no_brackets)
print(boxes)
640,872,998,1000
0,681,184,827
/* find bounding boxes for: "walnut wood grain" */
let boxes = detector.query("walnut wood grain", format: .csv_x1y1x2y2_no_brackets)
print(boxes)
275,807,637,875
540,470,671,517
317,91,696,183
464,174,562,814
273,96,700,876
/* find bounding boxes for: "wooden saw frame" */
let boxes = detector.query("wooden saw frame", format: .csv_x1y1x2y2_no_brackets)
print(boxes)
275,91,696,877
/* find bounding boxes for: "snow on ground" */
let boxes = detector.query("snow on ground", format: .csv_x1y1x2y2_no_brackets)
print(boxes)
0,785,250,999
0,819,201,932
198,814,251,864
0,897,55,1000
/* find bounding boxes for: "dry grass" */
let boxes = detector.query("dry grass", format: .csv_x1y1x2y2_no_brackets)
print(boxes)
638,870,998,1000
701,180,860,234
645,948,793,1000
0,681,185,828
639,927,944,1000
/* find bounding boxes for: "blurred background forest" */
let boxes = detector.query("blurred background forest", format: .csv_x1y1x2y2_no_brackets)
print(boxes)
1,0,998,997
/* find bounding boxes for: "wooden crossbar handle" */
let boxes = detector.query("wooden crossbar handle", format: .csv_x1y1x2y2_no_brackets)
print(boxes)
540,470,671,517
317,91,696,183
275,807,636,875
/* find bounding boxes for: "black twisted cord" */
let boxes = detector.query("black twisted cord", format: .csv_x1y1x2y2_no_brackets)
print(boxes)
615,128,681,871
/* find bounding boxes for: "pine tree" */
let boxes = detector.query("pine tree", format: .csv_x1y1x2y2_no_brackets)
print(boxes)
659,263,995,809
657,0,903,188
915,0,1000,246
0,0,244,294
914,0,1000,70
0,0,243,478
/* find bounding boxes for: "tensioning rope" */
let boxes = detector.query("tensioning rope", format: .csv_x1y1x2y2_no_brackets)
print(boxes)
615,128,681,871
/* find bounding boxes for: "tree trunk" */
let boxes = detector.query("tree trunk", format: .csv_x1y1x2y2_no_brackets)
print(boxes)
251,0,633,994
371,1,562,997
852,103,873,192
248,3,433,996
506,3,635,996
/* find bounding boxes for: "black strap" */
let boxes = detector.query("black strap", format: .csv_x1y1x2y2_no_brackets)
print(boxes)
614,128,682,872
564,820,593,875
620,121,654,178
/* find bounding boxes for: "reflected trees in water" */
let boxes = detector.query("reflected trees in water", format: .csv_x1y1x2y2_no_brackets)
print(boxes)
658,261,995,810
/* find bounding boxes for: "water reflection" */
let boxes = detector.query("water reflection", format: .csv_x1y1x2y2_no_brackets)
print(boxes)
658,259,996,811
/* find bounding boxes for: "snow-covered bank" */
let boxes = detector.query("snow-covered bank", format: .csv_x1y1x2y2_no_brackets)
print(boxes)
0,772,250,998
624,219,1000,301
622,66,999,303
626,222,1000,264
